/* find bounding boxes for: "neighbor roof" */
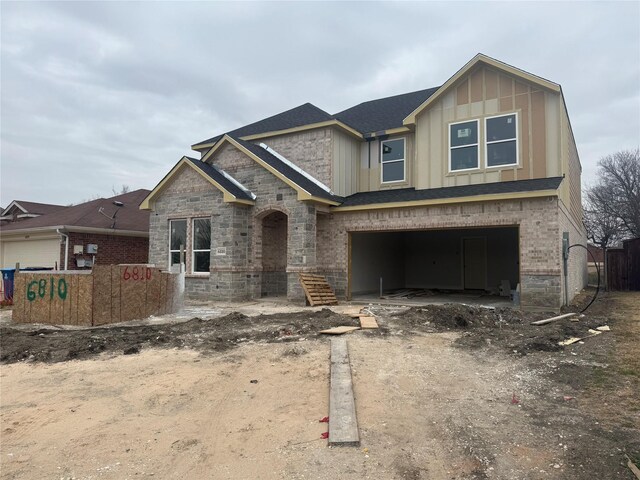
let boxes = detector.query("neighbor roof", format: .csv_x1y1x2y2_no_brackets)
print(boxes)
0,190,151,233
338,177,564,208
1,200,66,216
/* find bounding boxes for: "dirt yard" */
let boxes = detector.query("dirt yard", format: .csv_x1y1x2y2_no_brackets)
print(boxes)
1,291,639,479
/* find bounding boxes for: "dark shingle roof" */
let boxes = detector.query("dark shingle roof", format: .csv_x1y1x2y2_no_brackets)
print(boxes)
184,157,255,202
339,177,564,207
2,201,66,216
194,103,334,147
333,87,440,134
234,138,343,203
194,87,442,147
0,190,151,232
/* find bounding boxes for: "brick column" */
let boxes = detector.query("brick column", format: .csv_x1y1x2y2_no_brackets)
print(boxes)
210,204,251,301
287,203,317,303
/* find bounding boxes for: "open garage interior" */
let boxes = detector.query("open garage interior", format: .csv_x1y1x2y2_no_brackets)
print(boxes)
350,226,519,300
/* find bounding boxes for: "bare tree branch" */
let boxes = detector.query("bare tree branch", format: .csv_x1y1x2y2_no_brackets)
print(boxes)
584,148,640,243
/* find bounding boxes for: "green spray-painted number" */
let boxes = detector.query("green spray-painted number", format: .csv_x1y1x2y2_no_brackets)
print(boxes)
26,278,68,302
58,279,68,300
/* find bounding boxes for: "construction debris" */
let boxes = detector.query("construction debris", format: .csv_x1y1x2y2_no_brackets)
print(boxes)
299,273,338,306
596,325,611,331
531,312,579,326
359,316,379,329
381,288,436,299
559,329,604,346
319,326,360,335
626,455,640,480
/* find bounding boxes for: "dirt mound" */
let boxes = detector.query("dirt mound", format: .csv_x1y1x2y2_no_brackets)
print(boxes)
387,304,610,355
0,309,364,364
394,304,530,330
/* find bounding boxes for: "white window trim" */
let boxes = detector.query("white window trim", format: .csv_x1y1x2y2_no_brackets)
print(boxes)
380,137,406,184
449,119,480,173
191,217,211,275
485,112,519,169
169,219,187,268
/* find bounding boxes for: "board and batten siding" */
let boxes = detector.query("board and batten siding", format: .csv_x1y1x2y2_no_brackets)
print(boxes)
356,134,415,193
331,130,359,197
414,65,563,191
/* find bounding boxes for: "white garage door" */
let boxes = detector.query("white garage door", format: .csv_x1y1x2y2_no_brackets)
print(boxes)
1,239,60,269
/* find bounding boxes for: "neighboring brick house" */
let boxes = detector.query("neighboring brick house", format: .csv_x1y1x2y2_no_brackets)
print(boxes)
142,54,587,310
1,190,150,270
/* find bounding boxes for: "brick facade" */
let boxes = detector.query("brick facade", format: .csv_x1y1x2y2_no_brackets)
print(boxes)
149,143,318,302
317,196,575,310
62,232,148,270
149,134,586,311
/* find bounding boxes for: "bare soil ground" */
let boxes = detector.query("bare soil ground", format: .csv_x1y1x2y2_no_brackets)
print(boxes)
1,291,639,479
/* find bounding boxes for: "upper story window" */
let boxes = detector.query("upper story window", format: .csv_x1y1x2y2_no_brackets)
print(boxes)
486,113,518,167
381,138,405,183
169,219,187,266
192,218,211,274
449,120,479,171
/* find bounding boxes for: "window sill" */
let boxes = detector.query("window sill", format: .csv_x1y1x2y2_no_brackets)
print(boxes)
186,273,210,279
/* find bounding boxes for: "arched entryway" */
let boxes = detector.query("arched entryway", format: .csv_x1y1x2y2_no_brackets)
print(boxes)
261,211,288,297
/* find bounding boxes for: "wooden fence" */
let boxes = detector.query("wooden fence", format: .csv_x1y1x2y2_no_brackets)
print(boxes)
606,238,640,291
12,265,184,326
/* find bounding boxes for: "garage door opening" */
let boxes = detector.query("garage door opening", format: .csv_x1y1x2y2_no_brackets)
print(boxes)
349,227,519,304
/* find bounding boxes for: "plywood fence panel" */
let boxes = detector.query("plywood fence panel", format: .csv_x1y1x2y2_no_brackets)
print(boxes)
111,266,122,324
92,266,113,326
49,275,66,325
77,275,93,326
67,274,78,326
12,274,25,323
11,265,182,326
145,267,162,318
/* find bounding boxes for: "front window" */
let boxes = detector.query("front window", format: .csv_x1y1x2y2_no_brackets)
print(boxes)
169,219,187,266
486,113,517,167
450,120,479,171
192,218,211,273
381,138,405,183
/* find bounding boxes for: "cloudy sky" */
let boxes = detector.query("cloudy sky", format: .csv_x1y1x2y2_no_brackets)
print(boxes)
1,1,639,207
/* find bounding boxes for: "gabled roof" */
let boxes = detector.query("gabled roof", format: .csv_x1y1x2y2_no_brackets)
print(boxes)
234,138,343,204
334,87,440,135
0,190,151,233
140,156,256,210
336,177,564,211
403,53,561,125
193,103,335,148
192,53,564,150
1,200,66,217
201,135,343,205
185,157,256,201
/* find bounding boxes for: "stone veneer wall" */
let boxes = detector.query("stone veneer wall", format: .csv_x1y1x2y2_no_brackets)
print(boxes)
317,196,567,311
211,143,318,303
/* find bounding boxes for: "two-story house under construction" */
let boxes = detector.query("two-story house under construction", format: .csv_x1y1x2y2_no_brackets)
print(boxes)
142,54,587,311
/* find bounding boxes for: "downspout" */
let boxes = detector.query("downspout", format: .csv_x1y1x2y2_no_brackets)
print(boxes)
56,229,69,271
